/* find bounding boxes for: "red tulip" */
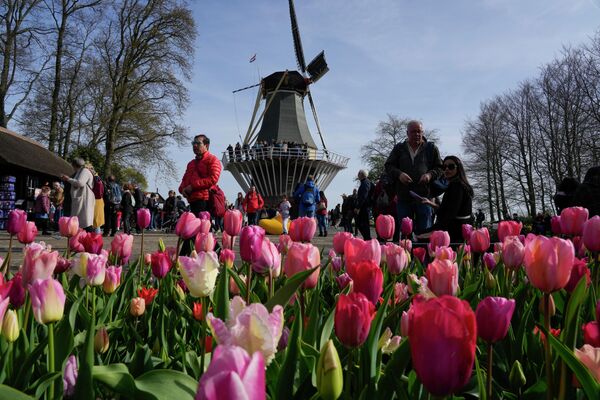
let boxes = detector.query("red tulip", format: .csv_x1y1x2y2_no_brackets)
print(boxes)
565,258,591,293
136,208,151,230
195,232,216,252
551,216,562,235
583,216,600,252
428,230,450,254
151,251,172,279
582,322,600,347
54,256,71,274
413,247,426,263
375,214,395,241
284,242,320,289
349,260,383,305
17,221,37,244
497,221,522,243
560,206,589,236
469,228,490,253
344,237,381,276
462,224,473,243
58,216,79,238
193,302,204,321
289,217,317,243
334,292,375,348
219,249,235,269
224,209,243,236
7,209,27,236
175,212,202,240
524,235,574,293
408,296,477,396
110,233,133,265
426,259,459,297
81,232,103,255
502,236,525,270
401,217,413,237
332,232,353,254
1,273,25,308
475,296,515,343
239,225,265,263
137,287,158,305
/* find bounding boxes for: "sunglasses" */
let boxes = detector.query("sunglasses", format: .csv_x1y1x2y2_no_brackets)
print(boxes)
442,164,456,171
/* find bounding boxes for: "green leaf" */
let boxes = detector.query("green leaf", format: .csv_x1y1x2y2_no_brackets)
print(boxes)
303,285,322,347
214,266,230,320
265,267,318,312
0,384,34,399
93,364,137,398
276,305,302,399
363,283,394,389
134,369,198,400
74,315,95,399
545,326,600,399
319,309,335,351
474,353,487,400
30,372,61,400
53,317,74,373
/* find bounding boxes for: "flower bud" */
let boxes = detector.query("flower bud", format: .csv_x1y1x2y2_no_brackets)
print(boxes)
316,340,343,400
509,360,526,389
485,269,496,290
130,297,145,317
2,309,19,342
539,294,556,317
94,327,109,353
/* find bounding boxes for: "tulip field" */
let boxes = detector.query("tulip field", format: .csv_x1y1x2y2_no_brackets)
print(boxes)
0,207,599,399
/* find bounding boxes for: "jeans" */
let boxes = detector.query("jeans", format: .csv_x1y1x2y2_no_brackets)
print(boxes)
300,208,315,218
396,200,432,235
317,214,327,234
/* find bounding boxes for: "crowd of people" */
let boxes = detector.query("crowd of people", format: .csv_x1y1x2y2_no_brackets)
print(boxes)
226,140,312,162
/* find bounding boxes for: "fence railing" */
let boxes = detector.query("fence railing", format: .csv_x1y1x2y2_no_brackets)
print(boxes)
222,146,349,167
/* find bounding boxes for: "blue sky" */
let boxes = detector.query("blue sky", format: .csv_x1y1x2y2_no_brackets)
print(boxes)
152,0,600,206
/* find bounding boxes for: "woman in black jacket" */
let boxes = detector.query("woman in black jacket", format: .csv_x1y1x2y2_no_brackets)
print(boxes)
120,183,135,234
420,156,473,243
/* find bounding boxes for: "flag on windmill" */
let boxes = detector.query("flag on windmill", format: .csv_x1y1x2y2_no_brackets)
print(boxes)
249,53,256,63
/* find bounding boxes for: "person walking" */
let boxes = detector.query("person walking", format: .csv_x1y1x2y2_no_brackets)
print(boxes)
316,191,328,236
354,170,373,240
293,175,320,218
61,158,95,231
278,194,291,234
34,185,51,235
88,164,105,234
103,175,122,236
243,186,264,225
120,183,135,235
234,192,246,225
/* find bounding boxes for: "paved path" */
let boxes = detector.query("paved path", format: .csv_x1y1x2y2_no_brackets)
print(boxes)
0,227,369,270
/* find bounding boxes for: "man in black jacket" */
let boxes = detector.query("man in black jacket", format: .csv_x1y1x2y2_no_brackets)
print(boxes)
384,120,443,236
354,169,373,240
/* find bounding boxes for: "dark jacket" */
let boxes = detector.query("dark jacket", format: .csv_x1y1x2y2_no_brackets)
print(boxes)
121,191,134,214
432,180,473,241
384,139,443,201
356,178,372,210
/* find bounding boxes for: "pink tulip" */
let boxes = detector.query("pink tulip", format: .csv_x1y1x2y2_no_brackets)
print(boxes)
58,216,79,238
560,206,589,236
20,243,58,287
222,231,235,250
384,244,410,274
69,229,85,253
434,246,456,262
475,296,515,343
284,242,320,289
103,266,122,294
331,256,342,272
207,296,284,365
483,252,497,271
582,322,600,347
229,275,242,295
349,260,383,305
7,209,27,235
110,233,133,264
401,217,413,237
54,256,71,274
195,345,265,400
278,234,292,254
394,282,410,305
289,217,317,243
400,311,410,337
17,221,38,244
136,208,151,230
335,273,352,290
151,251,172,279
224,209,243,236
502,236,525,270
574,345,600,383
497,221,522,243
239,225,265,263
375,214,395,241
0,295,8,330
29,278,65,324
551,216,562,235
524,235,574,293
344,237,381,277
583,216,600,252
81,232,103,255
572,236,586,259
175,212,202,240
63,355,78,398
469,228,490,253
252,237,281,276
219,249,235,269
428,231,451,255
565,258,590,293
199,219,212,234
462,224,473,243
332,232,353,254
198,211,211,220
195,232,216,252
426,259,459,296
400,239,412,253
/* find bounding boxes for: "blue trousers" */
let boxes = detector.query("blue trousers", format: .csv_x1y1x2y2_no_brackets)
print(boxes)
396,200,432,235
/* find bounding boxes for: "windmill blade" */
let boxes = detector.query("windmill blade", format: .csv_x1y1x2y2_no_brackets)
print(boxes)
288,0,306,72
307,51,329,83
232,82,261,94
307,90,329,154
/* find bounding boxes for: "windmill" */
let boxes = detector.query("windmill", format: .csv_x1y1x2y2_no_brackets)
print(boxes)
223,0,349,206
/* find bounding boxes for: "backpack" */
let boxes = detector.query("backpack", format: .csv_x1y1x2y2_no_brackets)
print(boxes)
301,185,316,206
105,182,122,205
209,185,226,217
92,176,104,199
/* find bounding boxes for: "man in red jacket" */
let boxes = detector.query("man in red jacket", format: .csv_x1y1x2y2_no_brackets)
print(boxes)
243,186,264,225
179,134,222,217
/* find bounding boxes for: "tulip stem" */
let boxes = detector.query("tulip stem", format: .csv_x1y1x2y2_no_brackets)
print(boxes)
48,322,55,399
23,296,31,333
92,286,96,319
2,234,13,275
268,269,274,300
65,237,70,260
344,349,354,400
199,297,207,374
487,342,493,399
141,229,145,275
544,293,553,400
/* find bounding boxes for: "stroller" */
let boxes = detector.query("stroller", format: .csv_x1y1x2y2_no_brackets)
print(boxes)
160,210,180,233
